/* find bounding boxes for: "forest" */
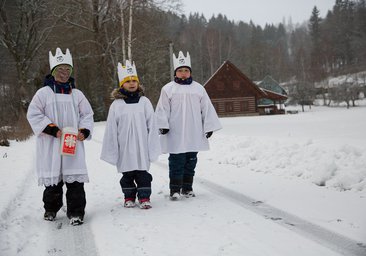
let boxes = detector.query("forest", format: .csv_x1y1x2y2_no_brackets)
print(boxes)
1,0,366,142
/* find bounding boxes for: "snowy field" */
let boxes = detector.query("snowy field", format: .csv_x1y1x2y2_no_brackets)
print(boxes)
0,105,366,256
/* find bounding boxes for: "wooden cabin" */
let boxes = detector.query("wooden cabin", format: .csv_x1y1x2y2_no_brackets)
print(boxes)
204,60,266,117
256,75,288,115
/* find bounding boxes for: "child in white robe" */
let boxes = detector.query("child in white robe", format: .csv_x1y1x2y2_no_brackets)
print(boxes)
155,51,222,200
100,60,160,209
27,48,94,225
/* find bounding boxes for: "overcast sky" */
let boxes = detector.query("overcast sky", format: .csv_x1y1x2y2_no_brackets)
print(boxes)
181,0,335,27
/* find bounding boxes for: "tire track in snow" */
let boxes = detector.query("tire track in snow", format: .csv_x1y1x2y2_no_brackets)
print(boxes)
197,177,366,256
0,166,99,256
153,161,366,256
0,167,49,255
46,216,99,256
0,167,38,255
0,167,34,222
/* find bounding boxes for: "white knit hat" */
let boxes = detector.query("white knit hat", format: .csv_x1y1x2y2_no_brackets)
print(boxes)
173,51,191,71
49,48,73,71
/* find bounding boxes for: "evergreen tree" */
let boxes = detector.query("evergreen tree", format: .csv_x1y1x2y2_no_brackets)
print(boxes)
309,6,324,81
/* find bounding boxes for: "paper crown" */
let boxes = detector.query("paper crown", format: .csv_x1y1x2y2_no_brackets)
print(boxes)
117,60,139,87
173,51,191,71
49,48,73,71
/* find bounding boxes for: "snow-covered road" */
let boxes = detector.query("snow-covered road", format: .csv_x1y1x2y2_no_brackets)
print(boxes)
1,106,365,255
0,150,362,256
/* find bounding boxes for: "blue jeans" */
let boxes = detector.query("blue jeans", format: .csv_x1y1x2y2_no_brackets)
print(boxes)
120,170,152,200
168,152,198,193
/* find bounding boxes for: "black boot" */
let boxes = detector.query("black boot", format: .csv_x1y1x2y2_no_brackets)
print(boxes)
43,181,63,221
169,178,183,200
44,211,56,221
182,175,195,197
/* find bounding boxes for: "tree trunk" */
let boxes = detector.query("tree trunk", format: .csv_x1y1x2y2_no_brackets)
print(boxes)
127,0,133,61
120,0,126,63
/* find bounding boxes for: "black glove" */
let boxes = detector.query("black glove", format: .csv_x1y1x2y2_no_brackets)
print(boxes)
79,128,90,139
43,124,60,138
159,128,169,135
205,131,213,138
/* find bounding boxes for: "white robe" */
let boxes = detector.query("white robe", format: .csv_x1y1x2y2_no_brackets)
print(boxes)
27,86,94,186
155,81,222,154
100,96,160,173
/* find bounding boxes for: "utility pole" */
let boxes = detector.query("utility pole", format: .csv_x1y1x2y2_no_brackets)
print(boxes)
169,42,174,81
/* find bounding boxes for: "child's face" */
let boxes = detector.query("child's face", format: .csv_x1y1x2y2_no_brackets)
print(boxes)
175,67,191,80
54,64,72,83
122,80,139,92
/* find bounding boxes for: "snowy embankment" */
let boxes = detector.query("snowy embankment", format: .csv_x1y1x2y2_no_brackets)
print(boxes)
209,106,366,192
0,105,365,256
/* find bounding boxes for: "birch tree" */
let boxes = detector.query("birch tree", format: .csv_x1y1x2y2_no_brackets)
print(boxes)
127,0,133,61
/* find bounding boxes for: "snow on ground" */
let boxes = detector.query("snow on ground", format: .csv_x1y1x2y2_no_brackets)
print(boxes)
0,105,366,256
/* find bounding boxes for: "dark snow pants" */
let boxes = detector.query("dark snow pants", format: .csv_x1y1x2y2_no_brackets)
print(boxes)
168,152,198,194
43,181,86,219
120,170,152,201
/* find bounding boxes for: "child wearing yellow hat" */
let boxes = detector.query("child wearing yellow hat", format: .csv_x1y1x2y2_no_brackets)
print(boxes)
101,60,160,209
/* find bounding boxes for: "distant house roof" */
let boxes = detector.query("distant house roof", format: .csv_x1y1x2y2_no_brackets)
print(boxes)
204,60,266,98
257,75,288,96
203,60,267,117
260,88,288,101
203,61,289,116
256,75,288,104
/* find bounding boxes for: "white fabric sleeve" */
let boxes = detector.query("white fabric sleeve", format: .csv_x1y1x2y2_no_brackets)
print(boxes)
145,100,161,162
155,88,170,129
100,104,119,166
27,93,53,136
76,91,94,140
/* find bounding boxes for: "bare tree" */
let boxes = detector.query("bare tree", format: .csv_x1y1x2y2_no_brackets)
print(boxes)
0,0,64,140
119,0,126,62
328,84,351,108
55,0,180,117
328,73,363,108
291,81,316,112
205,27,218,75
127,0,133,61
0,0,60,109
